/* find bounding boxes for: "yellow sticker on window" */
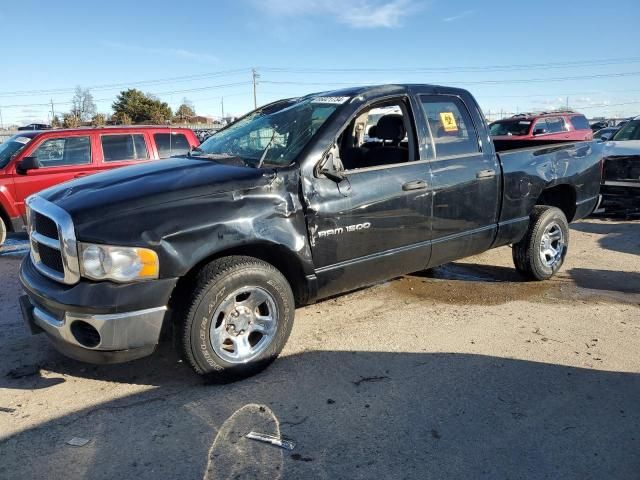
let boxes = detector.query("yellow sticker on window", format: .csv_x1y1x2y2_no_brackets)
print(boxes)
439,112,458,132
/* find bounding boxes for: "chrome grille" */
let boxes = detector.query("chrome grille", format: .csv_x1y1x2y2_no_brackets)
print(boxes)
27,196,80,285
34,212,59,240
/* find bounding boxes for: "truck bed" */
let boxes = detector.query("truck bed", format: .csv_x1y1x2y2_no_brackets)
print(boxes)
494,139,602,226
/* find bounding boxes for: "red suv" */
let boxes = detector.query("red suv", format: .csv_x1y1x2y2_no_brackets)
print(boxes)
0,126,199,244
489,111,593,142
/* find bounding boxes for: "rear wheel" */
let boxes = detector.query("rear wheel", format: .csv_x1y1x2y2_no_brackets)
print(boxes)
180,256,294,381
512,206,569,280
0,217,6,246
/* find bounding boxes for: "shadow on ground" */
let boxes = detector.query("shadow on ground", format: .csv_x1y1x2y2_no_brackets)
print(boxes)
1,349,639,480
572,220,640,256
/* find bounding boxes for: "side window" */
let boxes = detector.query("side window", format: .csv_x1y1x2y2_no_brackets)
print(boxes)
419,95,479,157
533,119,548,135
154,133,191,158
546,117,567,133
338,100,415,171
32,136,91,167
101,134,149,162
569,115,590,130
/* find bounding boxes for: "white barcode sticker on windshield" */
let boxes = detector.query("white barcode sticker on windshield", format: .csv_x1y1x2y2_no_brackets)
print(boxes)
14,136,32,144
311,96,350,104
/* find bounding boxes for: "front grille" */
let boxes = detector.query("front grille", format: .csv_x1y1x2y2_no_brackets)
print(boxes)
27,196,80,285
38,243,65,272
34,212,59,239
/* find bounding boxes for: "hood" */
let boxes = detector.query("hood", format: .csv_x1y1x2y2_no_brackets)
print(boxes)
603,140,640,157
40,157,271,223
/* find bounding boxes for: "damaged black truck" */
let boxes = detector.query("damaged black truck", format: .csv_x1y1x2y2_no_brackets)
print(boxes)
19,85,602,380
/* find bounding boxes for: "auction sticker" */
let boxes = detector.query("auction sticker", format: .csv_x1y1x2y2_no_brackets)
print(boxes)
311,96,350,104
14,136,32,144
439,112,458,132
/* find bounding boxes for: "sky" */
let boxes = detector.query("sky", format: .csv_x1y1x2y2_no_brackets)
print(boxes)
2,0,640,126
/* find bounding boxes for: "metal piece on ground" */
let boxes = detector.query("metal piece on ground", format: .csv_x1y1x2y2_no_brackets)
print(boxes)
246,431,295,451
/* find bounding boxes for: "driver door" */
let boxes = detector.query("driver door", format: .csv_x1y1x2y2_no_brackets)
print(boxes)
305,98,432,299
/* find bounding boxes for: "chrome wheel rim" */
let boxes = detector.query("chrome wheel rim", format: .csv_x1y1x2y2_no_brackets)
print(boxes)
209,286,278,364
539,222,565,268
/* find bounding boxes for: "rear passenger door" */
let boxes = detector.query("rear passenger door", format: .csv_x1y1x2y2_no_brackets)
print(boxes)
12,133,96,215
96,133,154,173
418,94,501,267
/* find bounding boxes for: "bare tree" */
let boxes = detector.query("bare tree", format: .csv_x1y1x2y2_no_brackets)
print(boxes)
70,86,97,122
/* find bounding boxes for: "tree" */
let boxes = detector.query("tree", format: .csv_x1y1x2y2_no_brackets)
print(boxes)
71,86,97,122
112,112,132,125
112,89,173,124
91,113,106,126
51,115,62,128
174,98,196,122
62,113,81,128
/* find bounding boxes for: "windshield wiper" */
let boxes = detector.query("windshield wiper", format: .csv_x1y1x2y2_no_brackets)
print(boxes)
257,130,278,169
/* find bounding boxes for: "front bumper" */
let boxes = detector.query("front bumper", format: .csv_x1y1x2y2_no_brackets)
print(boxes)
19,257,178,364
600,182,640,213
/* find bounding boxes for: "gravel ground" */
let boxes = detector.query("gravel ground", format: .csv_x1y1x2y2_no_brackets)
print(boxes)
0,219,639,480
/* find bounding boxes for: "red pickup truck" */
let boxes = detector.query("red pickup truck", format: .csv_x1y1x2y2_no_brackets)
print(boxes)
0,126,199,244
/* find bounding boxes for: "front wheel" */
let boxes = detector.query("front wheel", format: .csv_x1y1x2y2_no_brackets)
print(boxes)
512,206,569,281
180,256,295,381
0,216,6,246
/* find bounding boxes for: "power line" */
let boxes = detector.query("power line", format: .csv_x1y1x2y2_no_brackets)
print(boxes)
0,81,254,108
0,68,253,97
4,56,640,98
260,57,640,74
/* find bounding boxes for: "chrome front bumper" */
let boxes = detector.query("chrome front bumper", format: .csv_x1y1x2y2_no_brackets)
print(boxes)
20,295,167,363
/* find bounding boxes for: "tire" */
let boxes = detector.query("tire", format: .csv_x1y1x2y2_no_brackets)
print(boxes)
0,216,6,247
512,206,569,281
180,256,295,381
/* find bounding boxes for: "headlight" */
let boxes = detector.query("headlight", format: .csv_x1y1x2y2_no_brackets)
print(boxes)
79,242,159,282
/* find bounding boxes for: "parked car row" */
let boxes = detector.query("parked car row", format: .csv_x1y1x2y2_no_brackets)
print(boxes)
0,126,199,244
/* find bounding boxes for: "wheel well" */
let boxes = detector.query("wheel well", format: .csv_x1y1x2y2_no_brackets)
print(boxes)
535,185,576,222
169,243,309,319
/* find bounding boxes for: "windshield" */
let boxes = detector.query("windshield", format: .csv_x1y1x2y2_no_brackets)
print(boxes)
0,135,32,169
489,120,532,136
612,120,640,141
193,96,343,167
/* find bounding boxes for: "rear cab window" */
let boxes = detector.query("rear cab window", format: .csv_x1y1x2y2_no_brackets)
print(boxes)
419,95,480,158
153,132,191,158
101,134,149,162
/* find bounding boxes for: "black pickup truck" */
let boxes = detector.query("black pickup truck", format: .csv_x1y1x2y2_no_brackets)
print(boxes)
19,85,602,380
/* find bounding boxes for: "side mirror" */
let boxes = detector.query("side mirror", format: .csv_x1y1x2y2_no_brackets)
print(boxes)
319,151,345,183
533,128,547,136
16,156,41,174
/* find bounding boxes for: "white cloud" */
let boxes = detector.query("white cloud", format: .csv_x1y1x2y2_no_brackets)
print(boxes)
442,9,475,22
102,41,219,63
255,0,417,29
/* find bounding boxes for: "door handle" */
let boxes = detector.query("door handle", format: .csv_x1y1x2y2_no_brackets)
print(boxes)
402,180,428,191
476,169,496,179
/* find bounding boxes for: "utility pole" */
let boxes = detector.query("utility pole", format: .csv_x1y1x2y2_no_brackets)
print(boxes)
221,96,225,121
252,68,260,109
50,99,55,124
